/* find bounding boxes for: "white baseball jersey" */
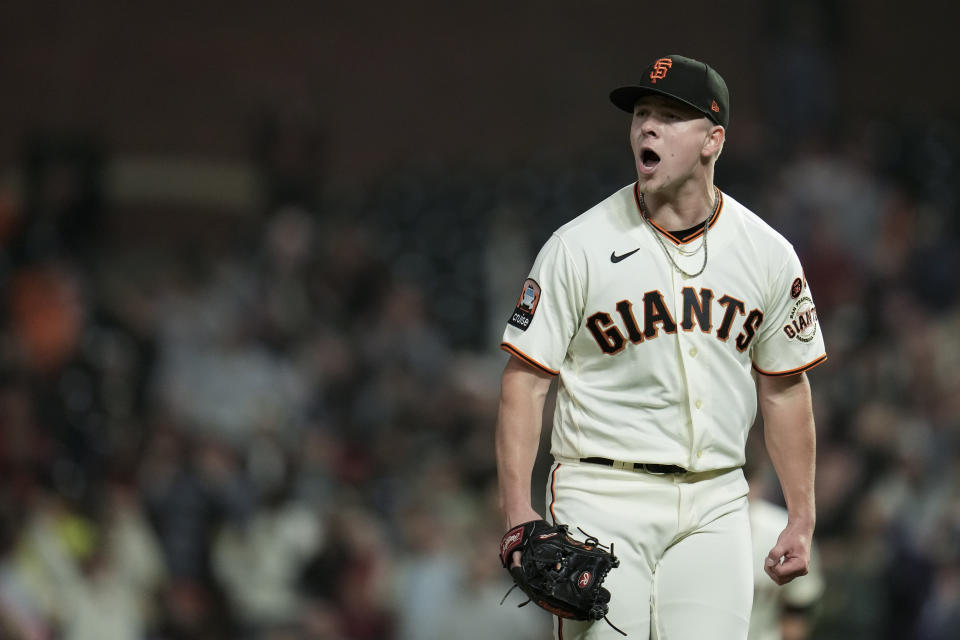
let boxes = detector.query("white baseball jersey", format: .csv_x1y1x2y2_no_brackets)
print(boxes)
502,183,826,472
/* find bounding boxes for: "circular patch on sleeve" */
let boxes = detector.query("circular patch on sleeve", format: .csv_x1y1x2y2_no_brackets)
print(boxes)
790,277,803,299
782,296,818,343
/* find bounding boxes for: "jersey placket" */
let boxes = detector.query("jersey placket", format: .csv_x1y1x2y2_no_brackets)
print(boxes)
668,246,709,470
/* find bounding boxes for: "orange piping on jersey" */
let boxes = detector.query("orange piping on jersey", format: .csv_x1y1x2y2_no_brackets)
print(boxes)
753,354,828,377
500,342,560,376
632,183,724,245
549,463,562,524
557,617,564,639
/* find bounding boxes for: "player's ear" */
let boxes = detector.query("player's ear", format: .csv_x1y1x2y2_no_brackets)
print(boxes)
701,125,725,159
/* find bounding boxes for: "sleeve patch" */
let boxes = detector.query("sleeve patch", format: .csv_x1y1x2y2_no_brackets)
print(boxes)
781,296,818,343
507,278,541,331
790,277,803,298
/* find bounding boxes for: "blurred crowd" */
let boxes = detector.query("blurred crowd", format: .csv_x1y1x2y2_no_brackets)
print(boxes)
0,109,959,640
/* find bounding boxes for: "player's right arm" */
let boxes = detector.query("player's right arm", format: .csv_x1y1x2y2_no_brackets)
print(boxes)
495,355,554,530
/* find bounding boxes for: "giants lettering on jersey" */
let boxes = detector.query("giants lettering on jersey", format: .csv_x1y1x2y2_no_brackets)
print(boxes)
586,286,763,354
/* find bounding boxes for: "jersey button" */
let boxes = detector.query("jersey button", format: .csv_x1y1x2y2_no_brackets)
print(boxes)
689,347,698,357
697,450,703,458
695,399,703,409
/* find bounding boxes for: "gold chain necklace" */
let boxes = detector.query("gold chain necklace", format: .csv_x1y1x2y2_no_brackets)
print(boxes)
638,189,716,279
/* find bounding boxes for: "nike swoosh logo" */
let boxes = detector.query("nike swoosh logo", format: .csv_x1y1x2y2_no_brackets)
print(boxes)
610,248,640,263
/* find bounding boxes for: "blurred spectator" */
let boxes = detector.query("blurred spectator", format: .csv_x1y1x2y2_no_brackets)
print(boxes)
300,507,395,640
8,492,148,639
212,432,324,633
6,261,85,375
747,454,825,640
430,489,551,640
0,506,47,639
391,498,464,640
140,427,250,581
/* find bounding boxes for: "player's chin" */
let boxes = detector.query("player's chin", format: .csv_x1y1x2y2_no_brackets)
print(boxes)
636,174,664,196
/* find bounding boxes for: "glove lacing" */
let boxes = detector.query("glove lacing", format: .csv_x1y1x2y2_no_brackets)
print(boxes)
577,528,626,636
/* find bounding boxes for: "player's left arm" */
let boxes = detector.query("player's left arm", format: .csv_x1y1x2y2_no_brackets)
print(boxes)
756,370,816,586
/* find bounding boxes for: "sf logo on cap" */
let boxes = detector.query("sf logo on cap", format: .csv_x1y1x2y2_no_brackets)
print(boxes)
650,57,672,83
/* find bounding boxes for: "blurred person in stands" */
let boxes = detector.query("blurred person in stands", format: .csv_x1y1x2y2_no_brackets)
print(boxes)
392,499,463,640
212,431,324,634
746,457,824,640
430,497,550,640
300,506,395,639
0,507,47,639
10,492,147,639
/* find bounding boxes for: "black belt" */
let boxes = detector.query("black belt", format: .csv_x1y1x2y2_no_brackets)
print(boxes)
580,457,687,474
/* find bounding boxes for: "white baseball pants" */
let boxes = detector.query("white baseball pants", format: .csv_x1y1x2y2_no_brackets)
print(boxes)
546,460,753,640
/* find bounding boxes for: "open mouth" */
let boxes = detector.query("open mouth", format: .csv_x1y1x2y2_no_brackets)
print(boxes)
640,148,661,171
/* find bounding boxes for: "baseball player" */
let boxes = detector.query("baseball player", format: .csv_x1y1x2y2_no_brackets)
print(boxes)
495,54,826,639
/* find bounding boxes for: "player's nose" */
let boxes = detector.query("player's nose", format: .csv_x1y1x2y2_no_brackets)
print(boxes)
635,114,659,137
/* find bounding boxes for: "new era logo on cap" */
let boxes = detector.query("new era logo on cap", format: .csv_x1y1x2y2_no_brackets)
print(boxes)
610,54,730,128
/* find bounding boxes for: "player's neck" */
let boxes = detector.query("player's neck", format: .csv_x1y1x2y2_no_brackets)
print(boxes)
641,182,717,232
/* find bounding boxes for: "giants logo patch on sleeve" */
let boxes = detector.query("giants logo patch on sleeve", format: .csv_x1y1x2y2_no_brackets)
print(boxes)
508,279,541,331
783,296,818,342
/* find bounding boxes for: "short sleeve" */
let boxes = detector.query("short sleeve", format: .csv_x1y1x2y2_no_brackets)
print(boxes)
751,247,827,376
501,233,584,374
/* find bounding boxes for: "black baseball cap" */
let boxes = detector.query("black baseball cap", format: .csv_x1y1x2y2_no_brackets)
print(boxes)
610,54,729,128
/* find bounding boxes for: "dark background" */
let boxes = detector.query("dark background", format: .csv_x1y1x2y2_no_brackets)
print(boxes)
1,0,956,183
